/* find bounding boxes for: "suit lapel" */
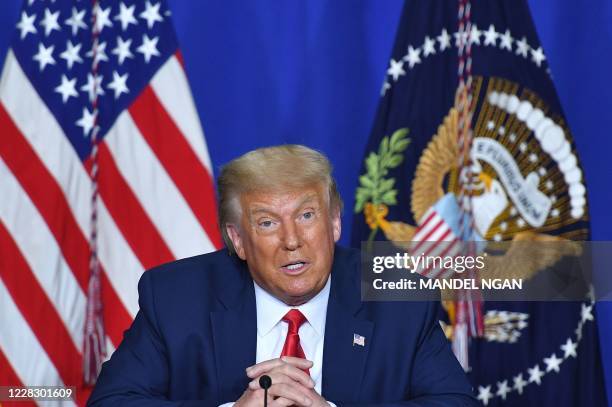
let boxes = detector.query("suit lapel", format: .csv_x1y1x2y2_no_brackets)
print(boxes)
210,259,257,404
322,249,374,402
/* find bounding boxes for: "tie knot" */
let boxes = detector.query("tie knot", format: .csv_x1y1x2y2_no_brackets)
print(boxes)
282,309,307,333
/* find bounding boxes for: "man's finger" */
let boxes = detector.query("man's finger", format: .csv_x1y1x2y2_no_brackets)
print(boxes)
246,357,313,378
268,382,313,407
280,356,313,369
248,369,315,391
246,358,285,378
270,396,296,407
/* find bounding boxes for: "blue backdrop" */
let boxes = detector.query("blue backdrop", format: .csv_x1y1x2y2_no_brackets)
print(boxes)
1,0,611,400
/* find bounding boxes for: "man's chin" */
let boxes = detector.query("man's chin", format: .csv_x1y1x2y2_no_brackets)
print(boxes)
278,282,327,306
283,298,308,306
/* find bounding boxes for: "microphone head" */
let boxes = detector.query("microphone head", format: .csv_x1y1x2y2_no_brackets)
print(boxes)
259,375,272,390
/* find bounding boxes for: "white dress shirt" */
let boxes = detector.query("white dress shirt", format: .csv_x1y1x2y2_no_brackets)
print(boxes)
220,276,333,406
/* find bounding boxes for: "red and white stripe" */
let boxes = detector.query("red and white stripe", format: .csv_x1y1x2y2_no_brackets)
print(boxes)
0,49,221,404
410,208,462,279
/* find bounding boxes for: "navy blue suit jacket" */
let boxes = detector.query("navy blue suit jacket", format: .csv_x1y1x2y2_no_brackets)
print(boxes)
88,246,476,406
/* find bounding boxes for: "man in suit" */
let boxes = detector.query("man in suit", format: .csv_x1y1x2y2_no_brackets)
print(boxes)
88,145,476,406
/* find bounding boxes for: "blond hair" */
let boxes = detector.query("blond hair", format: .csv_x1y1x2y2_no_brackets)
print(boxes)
217,144,343,251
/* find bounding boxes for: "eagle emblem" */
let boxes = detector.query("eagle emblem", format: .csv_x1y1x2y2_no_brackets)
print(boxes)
355,76,587,337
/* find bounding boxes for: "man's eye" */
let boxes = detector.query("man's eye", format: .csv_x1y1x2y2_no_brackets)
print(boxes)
302,211,314,220
259,220,273,227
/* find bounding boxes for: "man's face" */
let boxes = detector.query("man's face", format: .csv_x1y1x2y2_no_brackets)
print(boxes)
226,184,341,305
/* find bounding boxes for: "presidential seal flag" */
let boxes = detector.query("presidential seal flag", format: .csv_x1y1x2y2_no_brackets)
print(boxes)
0,0,221,404
352,0,607,405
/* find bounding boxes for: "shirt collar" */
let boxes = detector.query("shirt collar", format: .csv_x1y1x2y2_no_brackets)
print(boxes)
254,275,331,337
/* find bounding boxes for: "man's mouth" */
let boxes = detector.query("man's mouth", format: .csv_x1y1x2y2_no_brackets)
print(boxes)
280,261,310,274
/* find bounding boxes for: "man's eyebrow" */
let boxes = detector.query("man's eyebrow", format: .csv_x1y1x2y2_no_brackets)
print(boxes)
297,194,319,207
247,194,320,217
249,207,275,216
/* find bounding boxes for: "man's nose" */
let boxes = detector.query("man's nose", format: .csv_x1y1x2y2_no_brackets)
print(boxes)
281,221,302,250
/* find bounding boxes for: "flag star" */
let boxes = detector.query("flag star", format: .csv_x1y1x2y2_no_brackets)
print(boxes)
140,1,163,29
575,321,584,341
454,30,468,48
86,41,109,66
498,126,506,135
513,373,528,394
437,28,451,51
529,153,538,162
94,4,113,34
107,71,129,99
387,59,405,82
81,73,105,102
380,81,390,96
531,46,546,67
422,36,436,57
112,37,134,65
477,386,493,406
500,29,513,50
544,353,563,373
551,208,560,217
496,380,510,400
16,11,37,40
469,24,481,45
516,218,526,228
404,45,421,68
561,338,578,358
54,75,78,103
528,364,544,385
581,303,594,323
76,107,96,137
32,43,56,71
40,8,61,37
515,36,530,57
114,2,137,31
137,34,161,63
60,40,83,69
65,7,87,36
486,120,495,130
483,24,498,46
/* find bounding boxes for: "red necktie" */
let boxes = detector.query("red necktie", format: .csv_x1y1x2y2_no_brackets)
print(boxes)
281,309,310,375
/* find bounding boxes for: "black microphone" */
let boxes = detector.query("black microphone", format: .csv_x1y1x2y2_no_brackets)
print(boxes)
259,375,272,407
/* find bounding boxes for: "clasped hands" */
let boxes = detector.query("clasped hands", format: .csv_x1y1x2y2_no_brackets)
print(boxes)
235,356,329,407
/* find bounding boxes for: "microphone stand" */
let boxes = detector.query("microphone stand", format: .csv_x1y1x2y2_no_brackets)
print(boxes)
259,375,272,407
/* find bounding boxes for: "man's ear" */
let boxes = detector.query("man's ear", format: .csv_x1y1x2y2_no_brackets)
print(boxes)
331,209,341,243
225,224,246,260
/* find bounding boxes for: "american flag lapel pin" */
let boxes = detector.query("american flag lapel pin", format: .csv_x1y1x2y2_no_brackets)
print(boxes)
353,333,365,347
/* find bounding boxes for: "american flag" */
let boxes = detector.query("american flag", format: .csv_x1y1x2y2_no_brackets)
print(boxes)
352,333,365,347
409,194,463,280
0,0,221,404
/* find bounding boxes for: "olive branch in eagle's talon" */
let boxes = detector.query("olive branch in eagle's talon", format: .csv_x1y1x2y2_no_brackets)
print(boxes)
354,128,411,244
